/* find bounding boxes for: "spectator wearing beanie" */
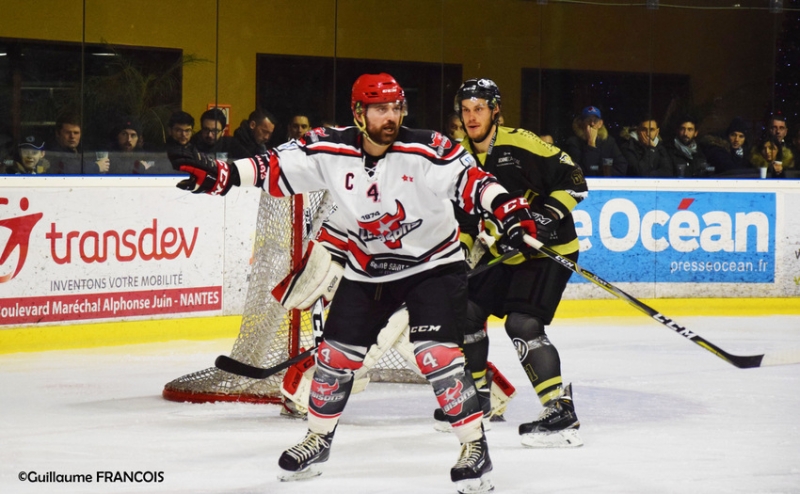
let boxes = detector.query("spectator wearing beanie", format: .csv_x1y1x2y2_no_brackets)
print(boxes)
699,117,752,176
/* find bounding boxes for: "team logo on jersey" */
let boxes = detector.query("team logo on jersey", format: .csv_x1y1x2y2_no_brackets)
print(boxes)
429,132,452,156
305,127,329,143
439,380,476,416
310,379,342,408
357,200,422,249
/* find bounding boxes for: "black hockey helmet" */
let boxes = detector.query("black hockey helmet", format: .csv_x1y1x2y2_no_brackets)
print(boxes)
454,78,501,114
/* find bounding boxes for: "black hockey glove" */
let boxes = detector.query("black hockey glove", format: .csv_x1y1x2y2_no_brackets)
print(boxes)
530,208,560,244
491,194,537,252
168,148,240,196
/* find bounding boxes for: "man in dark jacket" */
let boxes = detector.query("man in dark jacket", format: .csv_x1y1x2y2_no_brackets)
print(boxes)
165,111,195,155
563,106,627,177
190,108,249,160
620,116,673,177
699,117,751,176
233,109,276,157
665,115,712,177
47,114,108,174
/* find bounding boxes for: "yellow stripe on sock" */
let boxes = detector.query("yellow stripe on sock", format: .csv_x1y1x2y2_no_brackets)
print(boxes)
534,376,562,395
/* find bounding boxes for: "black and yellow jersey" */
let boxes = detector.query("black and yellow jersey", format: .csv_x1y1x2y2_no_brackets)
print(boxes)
459,126,588,263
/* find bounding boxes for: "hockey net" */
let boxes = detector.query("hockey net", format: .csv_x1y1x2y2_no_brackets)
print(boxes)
162,190,424,405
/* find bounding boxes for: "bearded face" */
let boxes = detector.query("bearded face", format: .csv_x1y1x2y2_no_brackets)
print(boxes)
363,102,404,145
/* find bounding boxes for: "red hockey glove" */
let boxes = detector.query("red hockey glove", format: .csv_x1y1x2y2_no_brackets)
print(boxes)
492,195,537,251
168,148,240,196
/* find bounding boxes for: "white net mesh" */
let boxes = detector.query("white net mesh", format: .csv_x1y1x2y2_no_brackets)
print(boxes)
162,190,422,405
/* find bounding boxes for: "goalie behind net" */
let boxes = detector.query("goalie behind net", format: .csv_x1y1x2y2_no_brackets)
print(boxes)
162,190,424,405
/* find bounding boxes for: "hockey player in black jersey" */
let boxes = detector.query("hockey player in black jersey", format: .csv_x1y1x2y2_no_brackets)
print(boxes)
451,78,589,448
170,73,542,493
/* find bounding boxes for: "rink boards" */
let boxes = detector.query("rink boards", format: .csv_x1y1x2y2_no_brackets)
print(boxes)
0,176,798,351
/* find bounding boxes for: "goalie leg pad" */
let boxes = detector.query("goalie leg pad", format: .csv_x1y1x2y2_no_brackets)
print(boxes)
272,241,343,310
487,361,517,419
281,352,316,417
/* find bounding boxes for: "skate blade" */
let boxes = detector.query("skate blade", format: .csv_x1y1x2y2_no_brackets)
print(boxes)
277,464,322,482
434,418,492,433
520,428,583,448
455,474,494,494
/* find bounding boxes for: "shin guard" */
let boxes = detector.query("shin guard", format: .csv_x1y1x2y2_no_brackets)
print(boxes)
307,340,366,434
415,341,483,443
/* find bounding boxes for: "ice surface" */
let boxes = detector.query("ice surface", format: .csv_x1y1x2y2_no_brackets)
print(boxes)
2,315,799,493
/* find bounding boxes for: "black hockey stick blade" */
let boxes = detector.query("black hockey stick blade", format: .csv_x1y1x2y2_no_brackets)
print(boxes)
215,347,317,380
213,248,519,380
523,235,800,369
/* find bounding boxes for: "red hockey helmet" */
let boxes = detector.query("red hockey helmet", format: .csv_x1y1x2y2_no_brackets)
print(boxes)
351,73,406,117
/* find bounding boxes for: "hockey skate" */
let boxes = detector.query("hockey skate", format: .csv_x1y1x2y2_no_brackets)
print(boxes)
277,430,334,481
451,436,494,494
518,383,583,448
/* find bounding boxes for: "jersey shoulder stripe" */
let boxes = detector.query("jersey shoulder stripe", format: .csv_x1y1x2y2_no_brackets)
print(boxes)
391,127,464,163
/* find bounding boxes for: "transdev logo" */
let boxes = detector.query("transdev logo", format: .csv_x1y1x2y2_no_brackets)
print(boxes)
572,191,775,283
0,197,43,283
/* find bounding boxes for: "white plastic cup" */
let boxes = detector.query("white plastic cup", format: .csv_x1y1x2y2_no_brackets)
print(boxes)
96,151,108,160
217,152,228,162
759,167,768,179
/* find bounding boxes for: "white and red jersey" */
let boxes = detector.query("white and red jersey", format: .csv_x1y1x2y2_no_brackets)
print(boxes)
235,126,503,283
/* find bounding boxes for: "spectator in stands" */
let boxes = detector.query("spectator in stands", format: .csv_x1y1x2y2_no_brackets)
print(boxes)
165,111,195,155
445,112,465,142
190,108,248,161
699,117,751,176
620,115,673,177
5,133,49,174
287,113,311,141
749,134,793,179
767,111,788,145
233,109,276,156
108,116,170,175
47,114,109,174
765,112,793,169
666,115,711,177
563,106,627,177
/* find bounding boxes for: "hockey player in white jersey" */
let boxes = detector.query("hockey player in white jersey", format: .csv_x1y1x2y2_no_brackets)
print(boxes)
169,73,538,493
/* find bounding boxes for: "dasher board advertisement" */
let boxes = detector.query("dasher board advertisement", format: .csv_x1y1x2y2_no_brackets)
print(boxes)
0,180,223,326
572,189,776,283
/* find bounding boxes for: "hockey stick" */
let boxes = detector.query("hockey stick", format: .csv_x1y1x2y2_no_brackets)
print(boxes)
523,235,800,369
215,299,325,379
215,248,521,379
